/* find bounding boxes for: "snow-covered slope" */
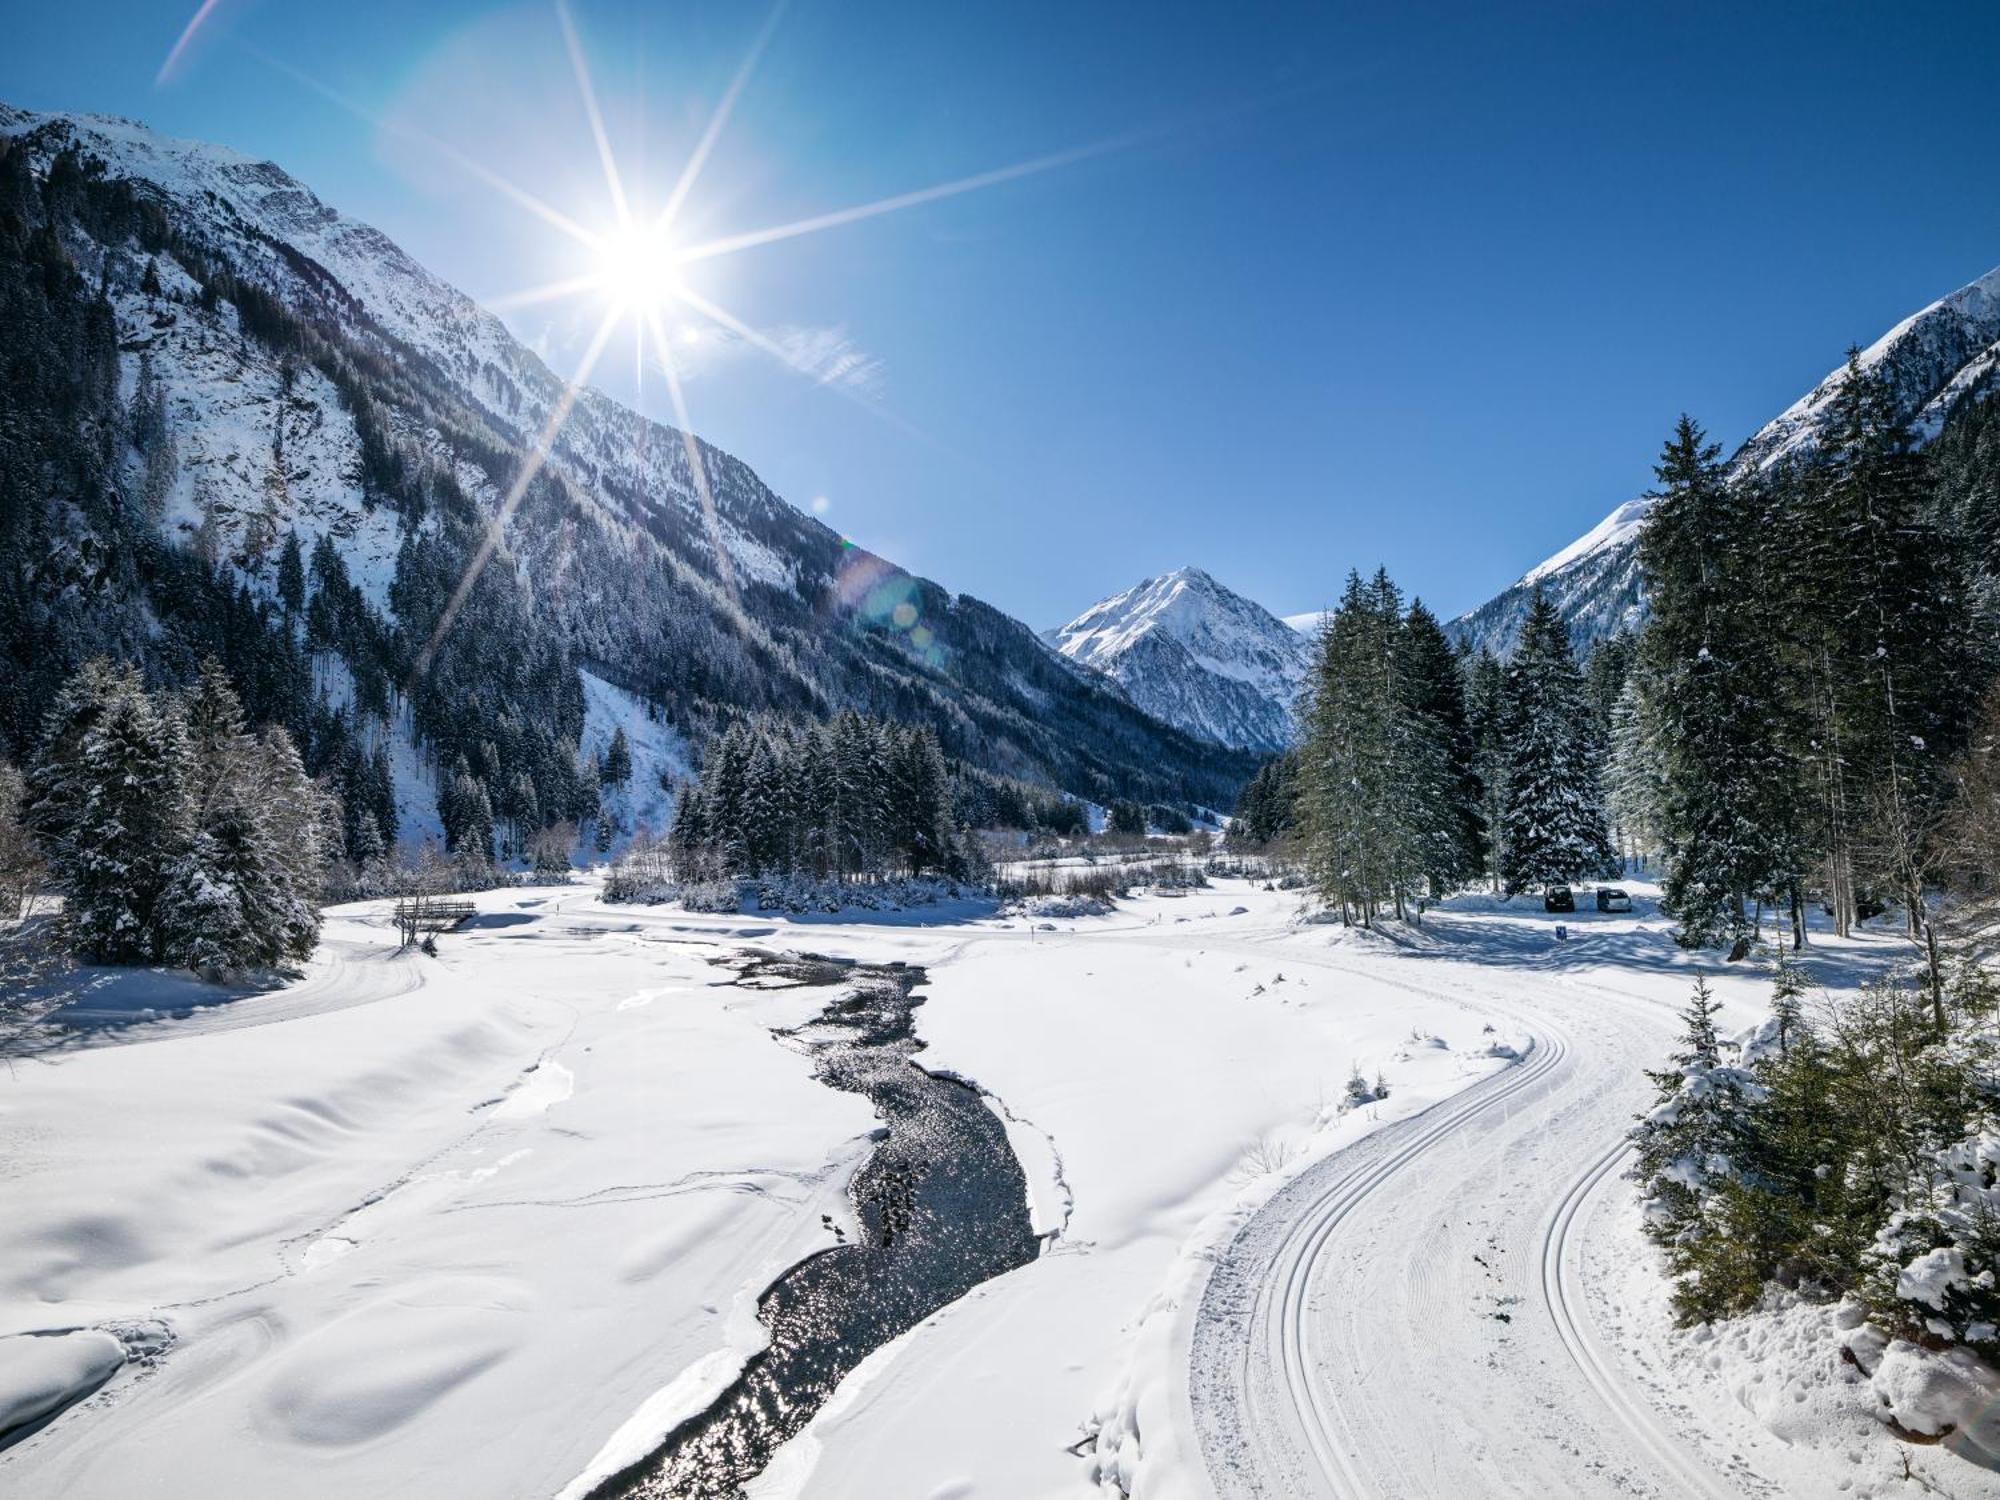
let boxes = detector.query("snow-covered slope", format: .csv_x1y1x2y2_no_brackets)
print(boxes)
0,103,1255,819
1047,568,1312,752
1454,262,2000,655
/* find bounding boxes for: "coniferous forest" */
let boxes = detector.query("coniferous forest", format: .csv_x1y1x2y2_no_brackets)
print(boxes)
1239,351,2000,958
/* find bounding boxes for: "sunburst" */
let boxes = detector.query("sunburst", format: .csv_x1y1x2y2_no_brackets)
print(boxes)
205,0,1121,666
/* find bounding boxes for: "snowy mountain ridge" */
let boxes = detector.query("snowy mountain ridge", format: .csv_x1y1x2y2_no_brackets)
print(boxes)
1047,567,1312,752
1454,259,2000,655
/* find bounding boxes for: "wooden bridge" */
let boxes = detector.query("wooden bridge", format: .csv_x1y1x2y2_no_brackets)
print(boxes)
391,896,477,948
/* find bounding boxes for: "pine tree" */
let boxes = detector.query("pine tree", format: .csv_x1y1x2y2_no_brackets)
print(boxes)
448,770,494,866
1637,416,1796,947
276,532,306,616
602,726,632,787
1401,600,1485,896
1296,571,1479,922
1628,977,1767,1319
28,665,192,962
1774,352,1978,937
1605,676,1665,869
1499,590,1616,894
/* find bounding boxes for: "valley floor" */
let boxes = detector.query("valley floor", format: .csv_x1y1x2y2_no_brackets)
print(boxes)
0,875,1987,1498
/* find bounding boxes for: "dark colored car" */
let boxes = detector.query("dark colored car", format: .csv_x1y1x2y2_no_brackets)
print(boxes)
1596,887,1633,913
1544,886,1575,913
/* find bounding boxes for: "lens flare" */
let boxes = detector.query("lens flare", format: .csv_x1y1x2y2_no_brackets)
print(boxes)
231,0,1123,670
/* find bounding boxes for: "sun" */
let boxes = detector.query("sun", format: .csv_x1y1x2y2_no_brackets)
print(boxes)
590,223,685,315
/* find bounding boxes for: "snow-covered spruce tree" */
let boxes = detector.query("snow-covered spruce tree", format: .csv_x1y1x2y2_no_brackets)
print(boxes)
26,662,191,963
1231,749,1298,847
1627,977,1768,1321
275,531,306,616
442,762,495,867
1854,962,2000,1355
158,663,329,972
1605,676,1665,870
1402,600,1486,897
1498,589,1616,894
1297,572,1399,923
0,761,48,919
1297,570,1483,923
1635,416,1800,948
601,726,632,788
1633,952,2000,1339
651,714,978,894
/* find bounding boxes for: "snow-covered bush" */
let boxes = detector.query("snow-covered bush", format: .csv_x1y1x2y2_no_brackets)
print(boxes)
1344,1064,1387,1108
750,875,978,914
1017,893,1114,919
1628,978,1767,1272
1634,953,2000,1384
603,870,983,915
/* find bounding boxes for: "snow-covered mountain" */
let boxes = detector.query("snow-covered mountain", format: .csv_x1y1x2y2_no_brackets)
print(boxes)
1454,262,2000,655
1047,568,1312,752
0,103,1257,827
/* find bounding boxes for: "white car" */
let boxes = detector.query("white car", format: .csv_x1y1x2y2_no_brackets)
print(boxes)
1594,887,1633,913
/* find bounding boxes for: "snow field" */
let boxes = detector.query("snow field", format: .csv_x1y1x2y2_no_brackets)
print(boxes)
5,872,1978,1500
0,892,878,1497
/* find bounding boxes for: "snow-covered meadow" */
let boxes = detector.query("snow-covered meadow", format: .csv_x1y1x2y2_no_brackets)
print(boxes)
1,872,1989,1499
0,876,1521,1496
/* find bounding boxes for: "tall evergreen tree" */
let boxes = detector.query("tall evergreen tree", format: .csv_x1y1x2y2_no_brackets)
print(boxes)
601,726,632,788
1499,589,1616,894
1298,571,1483,923
26,663,191,962
275,532,306,616
1637,416,1797,946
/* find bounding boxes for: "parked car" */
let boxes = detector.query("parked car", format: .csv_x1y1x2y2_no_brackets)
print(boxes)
1544,886,1575,913
1595,887,1632,913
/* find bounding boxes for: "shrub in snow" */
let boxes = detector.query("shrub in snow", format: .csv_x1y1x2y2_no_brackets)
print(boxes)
1633,950,2000,1420
750,875,978,914
1344,1064,1387,1108
601,871,740,911
1018,893,1113,919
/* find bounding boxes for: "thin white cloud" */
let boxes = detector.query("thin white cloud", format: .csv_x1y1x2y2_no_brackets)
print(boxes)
633,320,883,396
767,324,885,393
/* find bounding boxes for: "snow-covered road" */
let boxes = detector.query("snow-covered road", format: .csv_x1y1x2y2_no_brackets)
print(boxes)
1187,901,1909,1500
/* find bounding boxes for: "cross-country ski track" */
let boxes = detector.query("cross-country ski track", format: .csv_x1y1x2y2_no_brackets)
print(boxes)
1186,910,1888,1500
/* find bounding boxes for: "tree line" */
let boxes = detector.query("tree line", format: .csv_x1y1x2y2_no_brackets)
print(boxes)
657,711,985,885
1623,363,1997,957
1239,356,2000,952
1255,571,1614,925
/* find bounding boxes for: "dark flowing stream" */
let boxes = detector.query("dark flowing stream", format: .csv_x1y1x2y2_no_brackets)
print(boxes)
587,951,1039,1500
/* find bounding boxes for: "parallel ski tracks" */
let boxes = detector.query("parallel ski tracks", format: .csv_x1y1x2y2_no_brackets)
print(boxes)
1190,938,1746,1499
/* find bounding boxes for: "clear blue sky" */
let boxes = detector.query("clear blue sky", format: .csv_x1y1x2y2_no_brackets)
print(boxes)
6,2,2000,627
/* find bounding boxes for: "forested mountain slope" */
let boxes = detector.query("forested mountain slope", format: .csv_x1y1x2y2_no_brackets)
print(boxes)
0,105,1253,864
1455,262,2000,655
